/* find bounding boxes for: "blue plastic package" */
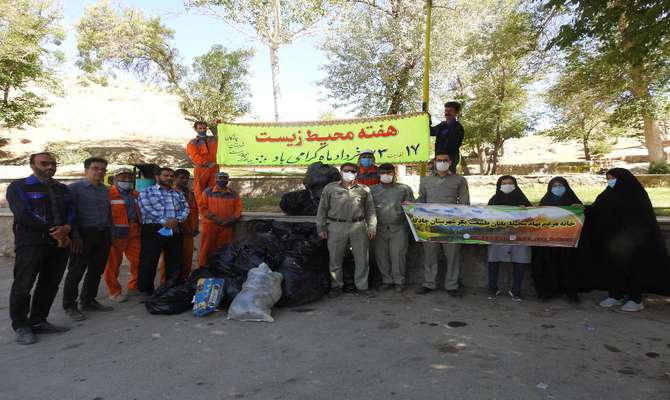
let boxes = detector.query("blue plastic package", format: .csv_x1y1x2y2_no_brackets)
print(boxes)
157,227,173,237
193,278,225,317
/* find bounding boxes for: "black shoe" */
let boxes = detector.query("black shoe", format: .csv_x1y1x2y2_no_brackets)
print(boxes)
487,287,501,300
447,289,463,298
64,307,87,321
415,286,433,295
379,283,394,291
342,286,357,294
16,327,37,345
31,321,70,334
80,300,113,312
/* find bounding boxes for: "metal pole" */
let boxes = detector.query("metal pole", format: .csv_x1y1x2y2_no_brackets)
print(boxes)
420,0,432,176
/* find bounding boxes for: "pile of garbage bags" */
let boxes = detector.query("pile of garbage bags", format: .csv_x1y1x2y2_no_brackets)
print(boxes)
280,162,340,216
207,220,331,308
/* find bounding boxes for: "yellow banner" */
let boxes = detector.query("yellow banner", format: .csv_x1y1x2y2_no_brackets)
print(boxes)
216,112,430,166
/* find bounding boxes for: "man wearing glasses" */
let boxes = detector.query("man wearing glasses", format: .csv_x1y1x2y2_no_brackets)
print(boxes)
62,157,113,321
6,152,75,344
316,163,377,296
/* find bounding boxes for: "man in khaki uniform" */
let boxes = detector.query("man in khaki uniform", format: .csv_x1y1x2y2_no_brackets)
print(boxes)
370,163,414,293
416,152,470,297
317,162,377,296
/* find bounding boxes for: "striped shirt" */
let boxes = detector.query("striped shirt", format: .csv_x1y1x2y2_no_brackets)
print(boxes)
139,184,189,225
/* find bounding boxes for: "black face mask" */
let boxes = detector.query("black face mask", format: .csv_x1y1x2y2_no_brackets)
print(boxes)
216,181,228,188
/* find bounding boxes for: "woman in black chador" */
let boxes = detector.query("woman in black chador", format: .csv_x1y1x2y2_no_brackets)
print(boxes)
532,177,583,303
580,168,670,312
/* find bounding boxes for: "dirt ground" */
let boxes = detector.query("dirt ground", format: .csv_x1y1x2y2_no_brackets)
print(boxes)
0,260,669,400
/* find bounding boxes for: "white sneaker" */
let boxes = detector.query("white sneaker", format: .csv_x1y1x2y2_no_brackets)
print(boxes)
109,294,128,303
621,300,644,312
599,297,623,308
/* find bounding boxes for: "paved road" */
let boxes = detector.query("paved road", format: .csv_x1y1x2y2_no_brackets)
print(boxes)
0,260,669,400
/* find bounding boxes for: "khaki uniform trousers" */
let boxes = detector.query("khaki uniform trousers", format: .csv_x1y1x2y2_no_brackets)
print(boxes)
372,224,408,285
422,243,461,290
327,221,370,290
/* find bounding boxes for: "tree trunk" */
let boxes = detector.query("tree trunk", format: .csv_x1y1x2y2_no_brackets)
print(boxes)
270,0,282,121
583,136,591,161
476,144,486,174
641,114,666,163
387,57,417,114
460,155,470,175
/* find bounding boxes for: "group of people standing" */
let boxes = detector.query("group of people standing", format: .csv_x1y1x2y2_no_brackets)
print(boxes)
6,106,670,347
7,121,241,345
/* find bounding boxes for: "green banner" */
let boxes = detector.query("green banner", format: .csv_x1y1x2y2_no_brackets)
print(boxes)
216,112,429,166
403,203,585,247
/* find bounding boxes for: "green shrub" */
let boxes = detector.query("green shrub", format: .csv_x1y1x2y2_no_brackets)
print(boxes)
648,161,670,175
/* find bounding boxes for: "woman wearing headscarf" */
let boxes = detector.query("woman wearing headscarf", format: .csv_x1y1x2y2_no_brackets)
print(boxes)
532,177,583,303
487,176,532,302
582,168,670,312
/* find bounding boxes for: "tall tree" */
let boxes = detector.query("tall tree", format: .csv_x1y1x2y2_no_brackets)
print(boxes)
0,0,63,128
546,0,670,166
544,49,626,161
185,0,329,121
76,1,252,130
458,8,540,174
319,0,424,116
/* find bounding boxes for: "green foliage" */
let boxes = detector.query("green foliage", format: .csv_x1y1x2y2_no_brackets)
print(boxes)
319,0,424,116
458,5,540,174
76,1,253,127
648,162,670,175
545,0,670,163
0,0,63,128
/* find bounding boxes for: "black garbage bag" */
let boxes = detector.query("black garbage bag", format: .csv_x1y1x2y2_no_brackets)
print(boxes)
280,190,319,216
188,266,224,291
303,162,340,196
145,283,194,315
275,257,330,307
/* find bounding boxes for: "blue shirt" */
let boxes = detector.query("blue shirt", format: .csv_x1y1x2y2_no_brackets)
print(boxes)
69,180,112,228
139,184,189,225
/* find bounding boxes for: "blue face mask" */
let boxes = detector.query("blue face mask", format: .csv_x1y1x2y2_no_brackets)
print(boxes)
360,158,373,168
607,178,617,189
551,186,566,197
197,130,207,137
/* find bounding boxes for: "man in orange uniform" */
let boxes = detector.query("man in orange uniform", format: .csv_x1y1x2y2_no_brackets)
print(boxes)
198,172,242,268
356,149,380,186
186,121,218,204
159,169,199,283
103,168,141,302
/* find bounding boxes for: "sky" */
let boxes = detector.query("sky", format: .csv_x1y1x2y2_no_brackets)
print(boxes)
58,0,553,128
59,0,333,121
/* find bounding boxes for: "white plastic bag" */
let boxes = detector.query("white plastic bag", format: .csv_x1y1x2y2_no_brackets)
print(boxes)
228,263,283,322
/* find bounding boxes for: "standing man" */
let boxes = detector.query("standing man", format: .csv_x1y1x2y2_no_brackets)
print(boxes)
316,163,377,296
138,167,190,295
103,168,141,303
356,150,380,186
370,164,414,293
416,153,470,297
7,152,75,344
430,101,464,174
63,157,113,321
198,172,242,267
160,169,199,281
186,121,218,204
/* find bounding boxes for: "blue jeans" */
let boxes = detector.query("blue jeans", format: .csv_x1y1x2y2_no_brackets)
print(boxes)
488,262,526,295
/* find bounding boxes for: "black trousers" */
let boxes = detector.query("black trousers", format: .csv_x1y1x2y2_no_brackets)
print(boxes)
62,228,112,309
10,244,69,330
138,224,183,294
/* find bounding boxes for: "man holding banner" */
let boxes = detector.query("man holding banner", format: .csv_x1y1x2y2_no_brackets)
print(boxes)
316,163,377,296
415,153,470,297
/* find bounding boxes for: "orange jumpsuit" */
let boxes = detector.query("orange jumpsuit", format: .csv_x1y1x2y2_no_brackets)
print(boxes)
103,186,141,297
186,136,219,204
160,188,199,283
198,186,242,267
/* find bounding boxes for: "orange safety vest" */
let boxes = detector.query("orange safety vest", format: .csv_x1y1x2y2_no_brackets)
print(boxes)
186,136,218,168
109,185,141,228
356,165,380,186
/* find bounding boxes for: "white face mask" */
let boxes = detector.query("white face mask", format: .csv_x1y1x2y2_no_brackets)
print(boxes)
117,181,133,191
435,161,450,172
500,184,516,194
380,174,393,184
342,172,356,182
